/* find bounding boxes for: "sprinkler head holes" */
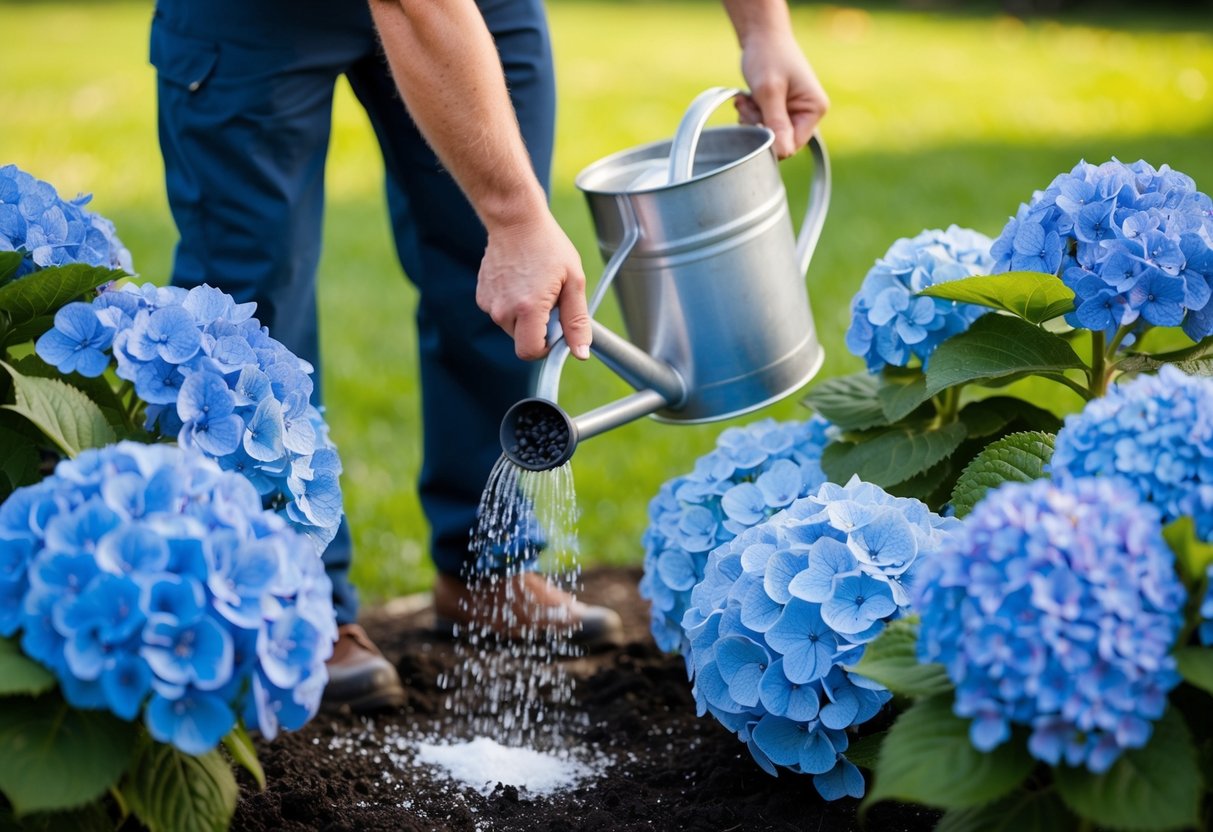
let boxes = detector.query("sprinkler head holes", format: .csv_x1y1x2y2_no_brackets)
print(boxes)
500,399,576,471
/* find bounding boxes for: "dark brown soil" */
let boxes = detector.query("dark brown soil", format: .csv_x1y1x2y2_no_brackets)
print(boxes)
233,568,936,832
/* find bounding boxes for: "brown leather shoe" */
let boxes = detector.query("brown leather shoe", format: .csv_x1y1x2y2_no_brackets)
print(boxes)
432,572,624,646
321,624,405,713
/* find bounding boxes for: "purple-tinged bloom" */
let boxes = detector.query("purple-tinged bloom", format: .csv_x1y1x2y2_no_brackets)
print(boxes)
915,477,1185,773
682,477,959,798
640,417,831,653
846,226,994,372
991,159,1213,339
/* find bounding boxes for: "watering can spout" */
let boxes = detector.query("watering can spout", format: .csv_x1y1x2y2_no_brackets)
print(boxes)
500,321,687,472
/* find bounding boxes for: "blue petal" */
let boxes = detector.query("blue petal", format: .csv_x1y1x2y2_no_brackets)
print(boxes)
848,509,917,573
740,580,783,632
764,549,809,605
145,690,234,755
789,538,857,603
799,729,838,774
244,397,285,462
756,460,801,510
721,482,766,526
751,715,805,767
716,635,768,684
813,758,866,801
656,548,698,592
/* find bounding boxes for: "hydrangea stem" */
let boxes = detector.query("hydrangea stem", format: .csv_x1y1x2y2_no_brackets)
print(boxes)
1089,331,1108,398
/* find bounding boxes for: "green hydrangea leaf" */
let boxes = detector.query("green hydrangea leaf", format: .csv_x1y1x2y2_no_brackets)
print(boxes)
802,372,888,431
0,639,55,697
821,421,967,488
1175,647,1213,697
122,740,238,832
937,789,1076,832
863,696,1035,811
918,271,1075,324
846,619,951,699
222,724,265,792
1053,709,1202,832
1,361,115,458
1163,516,1213,588
925,315,1086,396
878,374,932,423
0,696,136,815
0,264,121,330
0,252,25,285
949,431,1055,518
845,731,886,771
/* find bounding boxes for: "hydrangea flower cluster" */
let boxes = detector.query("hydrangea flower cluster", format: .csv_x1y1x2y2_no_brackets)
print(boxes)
35,283,343,550
845,225,995,372
681,477,959,799
915,477,1186,774
1051,365,1213,542
990,159,1213,339
0,164,132,276
639,417,831,653
0,442,335,754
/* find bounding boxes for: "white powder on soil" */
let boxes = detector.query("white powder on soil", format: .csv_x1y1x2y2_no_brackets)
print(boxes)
414,737,599,797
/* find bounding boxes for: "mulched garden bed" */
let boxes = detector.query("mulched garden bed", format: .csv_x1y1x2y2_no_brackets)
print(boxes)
234,567,936,832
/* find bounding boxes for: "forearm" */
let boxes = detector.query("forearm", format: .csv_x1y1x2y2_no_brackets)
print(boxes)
368,0,548,231
721,0,795,47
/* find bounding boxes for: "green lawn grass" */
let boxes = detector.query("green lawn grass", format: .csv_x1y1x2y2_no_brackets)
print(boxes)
2,1,1211,598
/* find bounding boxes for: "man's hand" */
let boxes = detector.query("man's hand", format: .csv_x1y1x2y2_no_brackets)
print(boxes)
476,208,592,362
723,0,829,159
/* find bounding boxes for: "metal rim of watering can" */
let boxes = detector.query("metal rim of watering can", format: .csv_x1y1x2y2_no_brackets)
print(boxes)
499,397,578,472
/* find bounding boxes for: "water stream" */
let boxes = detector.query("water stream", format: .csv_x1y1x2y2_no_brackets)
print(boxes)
437,455,586,751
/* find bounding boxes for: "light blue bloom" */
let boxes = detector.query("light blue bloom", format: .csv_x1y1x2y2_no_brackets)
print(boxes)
990,159,1213,339
914,477,1186,773
682,476,959,798
2,442,333,754
846,226,995,372
640,417,831,653
37,282,345,549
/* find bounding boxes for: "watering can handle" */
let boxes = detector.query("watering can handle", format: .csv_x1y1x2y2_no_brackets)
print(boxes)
668,86,831,277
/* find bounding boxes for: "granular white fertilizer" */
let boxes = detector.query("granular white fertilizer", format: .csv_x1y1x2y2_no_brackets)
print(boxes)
414,737,600,797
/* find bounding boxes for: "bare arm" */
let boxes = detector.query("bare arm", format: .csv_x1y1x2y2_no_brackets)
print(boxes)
368,0,590,361
722,0,830,158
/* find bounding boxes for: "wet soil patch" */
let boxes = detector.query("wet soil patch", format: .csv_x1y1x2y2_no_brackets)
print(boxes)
234,568,936,832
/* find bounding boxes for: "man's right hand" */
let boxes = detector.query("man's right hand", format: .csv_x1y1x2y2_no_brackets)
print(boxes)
476,206,592,362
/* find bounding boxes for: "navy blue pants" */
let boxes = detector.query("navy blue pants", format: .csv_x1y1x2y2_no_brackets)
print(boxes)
150,0,554,624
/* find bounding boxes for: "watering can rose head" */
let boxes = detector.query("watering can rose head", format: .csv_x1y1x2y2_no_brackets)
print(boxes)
639,417,831,653
34,282,344,551
914,476,1186,773
0,163,132,276
0,442,335,755
989,159,1213,340
678,476,960,800
845,225,995,372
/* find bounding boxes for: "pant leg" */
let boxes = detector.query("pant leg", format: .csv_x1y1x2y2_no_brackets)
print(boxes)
150,5,369,623
345,0,556,577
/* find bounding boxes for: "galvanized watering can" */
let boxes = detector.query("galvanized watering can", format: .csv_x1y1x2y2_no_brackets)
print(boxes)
500,87,831,470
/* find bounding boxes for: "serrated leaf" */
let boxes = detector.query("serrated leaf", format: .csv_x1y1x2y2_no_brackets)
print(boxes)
802,373,889,431
122,740,238,832
0,696,136,815
864,696,1035,811
0,265,121,329
925,315,1086,396
878,375,933,423
886,458,954,508
937,790,1075,832
0,639,55,697
1,315,54,351
846,731,886,770
846,619,951,699
1163,516,1213,588
949,432,1055,518
821,421,967,488
1116,336,1213,377
7,355,129,435
1175,647,1213,698
0,252,23,285
222,724,265,792
919,271,1075,324
1,362,115,458
1054,709,1202,832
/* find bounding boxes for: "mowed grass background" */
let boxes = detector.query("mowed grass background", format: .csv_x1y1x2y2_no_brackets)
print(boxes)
2,1,1211,598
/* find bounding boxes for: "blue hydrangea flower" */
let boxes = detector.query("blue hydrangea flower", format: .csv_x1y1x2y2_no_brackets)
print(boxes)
682,477,960,798
914,477,1186,773
1051,365,1213,542
845,226,995,372
990,159,1213,340
0,442,334,755
0,164,132,277
639,417,832,653
35,283,343,550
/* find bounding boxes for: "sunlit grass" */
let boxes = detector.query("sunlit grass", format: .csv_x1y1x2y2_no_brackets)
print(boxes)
2,1,1211,597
